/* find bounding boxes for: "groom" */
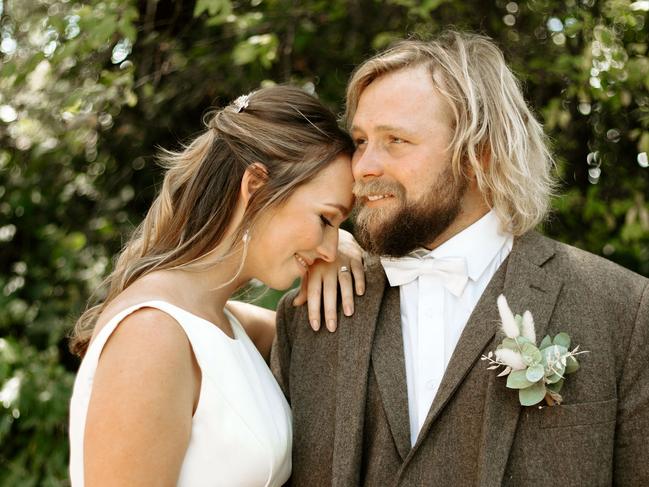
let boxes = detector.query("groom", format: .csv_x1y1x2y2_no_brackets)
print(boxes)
272,31,649,486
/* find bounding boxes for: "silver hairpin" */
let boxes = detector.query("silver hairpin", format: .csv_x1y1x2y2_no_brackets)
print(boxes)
232,94,250,113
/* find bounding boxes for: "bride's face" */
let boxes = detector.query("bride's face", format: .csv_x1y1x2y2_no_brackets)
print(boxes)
247,155,354,290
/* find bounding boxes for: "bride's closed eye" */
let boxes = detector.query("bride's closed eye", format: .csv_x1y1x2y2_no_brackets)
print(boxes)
320,215,333,227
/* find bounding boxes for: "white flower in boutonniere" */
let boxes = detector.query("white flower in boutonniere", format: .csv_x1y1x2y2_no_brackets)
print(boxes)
481,294,588,407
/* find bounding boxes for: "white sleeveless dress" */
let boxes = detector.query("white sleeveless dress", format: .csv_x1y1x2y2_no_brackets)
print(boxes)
68,300,292,486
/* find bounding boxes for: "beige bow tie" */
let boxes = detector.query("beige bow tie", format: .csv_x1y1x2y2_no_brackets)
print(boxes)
380,255,469,297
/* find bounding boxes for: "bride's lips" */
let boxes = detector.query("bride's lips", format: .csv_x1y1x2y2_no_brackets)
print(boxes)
294,253,312,271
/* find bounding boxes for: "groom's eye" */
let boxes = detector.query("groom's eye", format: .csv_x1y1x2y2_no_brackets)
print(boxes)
354,138,367,147
389,136,405,144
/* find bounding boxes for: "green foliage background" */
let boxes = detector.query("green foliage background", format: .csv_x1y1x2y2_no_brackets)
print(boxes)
1,0,648,483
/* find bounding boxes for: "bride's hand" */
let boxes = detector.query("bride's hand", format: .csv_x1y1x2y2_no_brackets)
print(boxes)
292,228,365,332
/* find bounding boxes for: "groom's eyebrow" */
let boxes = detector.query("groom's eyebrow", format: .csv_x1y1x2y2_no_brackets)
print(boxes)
350,123,415,136
375,124,415,136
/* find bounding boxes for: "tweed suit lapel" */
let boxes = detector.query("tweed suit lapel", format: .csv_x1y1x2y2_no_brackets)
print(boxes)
331,256,386,487
406,249,508,459
370,285,411,460
477,231,562,486
405,231,562,470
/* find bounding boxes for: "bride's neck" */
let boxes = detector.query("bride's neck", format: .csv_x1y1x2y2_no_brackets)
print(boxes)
174,245,252,310
131,238,253,317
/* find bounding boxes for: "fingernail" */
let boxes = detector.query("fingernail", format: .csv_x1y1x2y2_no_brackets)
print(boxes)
311,319,320,331
327,319,336,332
344,305,353,316
358,286,365,295
292,299,298,306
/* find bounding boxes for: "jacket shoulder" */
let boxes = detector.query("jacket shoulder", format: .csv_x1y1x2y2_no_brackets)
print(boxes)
527,231,648,310
275,287,303,339
550,236,645,285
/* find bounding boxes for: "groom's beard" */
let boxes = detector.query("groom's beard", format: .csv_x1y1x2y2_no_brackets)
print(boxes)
353,164,468,257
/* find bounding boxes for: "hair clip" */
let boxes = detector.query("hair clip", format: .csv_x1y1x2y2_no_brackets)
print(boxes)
232,94,250,113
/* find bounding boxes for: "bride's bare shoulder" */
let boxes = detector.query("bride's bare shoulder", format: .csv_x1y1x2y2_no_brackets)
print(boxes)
90,271,180,342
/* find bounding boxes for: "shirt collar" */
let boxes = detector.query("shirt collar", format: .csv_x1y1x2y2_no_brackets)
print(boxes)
414,210,513,282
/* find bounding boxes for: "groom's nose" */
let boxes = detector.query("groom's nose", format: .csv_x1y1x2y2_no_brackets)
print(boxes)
352,144,384,181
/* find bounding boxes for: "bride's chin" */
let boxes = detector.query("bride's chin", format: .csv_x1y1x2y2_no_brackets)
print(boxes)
272,277,299,292
266,270,302,292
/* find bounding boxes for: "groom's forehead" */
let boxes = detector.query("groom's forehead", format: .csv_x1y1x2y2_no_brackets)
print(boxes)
352,92,453,135
352,100,419,128
352,70,453,129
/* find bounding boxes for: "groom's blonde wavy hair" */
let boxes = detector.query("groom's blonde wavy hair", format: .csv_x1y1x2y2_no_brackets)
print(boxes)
345,31,556,235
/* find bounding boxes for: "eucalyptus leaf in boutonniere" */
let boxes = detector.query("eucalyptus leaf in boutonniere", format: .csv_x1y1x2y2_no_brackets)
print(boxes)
481,294,588,407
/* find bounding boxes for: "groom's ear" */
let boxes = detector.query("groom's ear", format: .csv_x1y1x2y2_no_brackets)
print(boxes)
239,162,269,206
478,143,492,172
464,144,491,179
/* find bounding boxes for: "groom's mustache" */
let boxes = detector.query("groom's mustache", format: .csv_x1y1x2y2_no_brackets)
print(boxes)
352,180,407,204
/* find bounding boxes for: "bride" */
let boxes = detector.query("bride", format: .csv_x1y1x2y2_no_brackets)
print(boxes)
68,85,362,486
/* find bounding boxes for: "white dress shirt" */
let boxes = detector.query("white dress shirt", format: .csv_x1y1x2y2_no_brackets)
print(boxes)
382,210,513,445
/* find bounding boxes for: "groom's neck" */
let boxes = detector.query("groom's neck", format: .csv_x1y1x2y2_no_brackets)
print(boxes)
424,196,491,251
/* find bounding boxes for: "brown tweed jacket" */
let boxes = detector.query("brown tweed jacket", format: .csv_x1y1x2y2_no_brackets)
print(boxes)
271,231,649,486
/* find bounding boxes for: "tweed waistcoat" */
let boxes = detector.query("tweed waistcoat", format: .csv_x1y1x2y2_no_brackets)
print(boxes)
361,264,503,486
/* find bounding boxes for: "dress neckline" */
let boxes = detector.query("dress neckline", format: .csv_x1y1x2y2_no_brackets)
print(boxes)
107,299,243,343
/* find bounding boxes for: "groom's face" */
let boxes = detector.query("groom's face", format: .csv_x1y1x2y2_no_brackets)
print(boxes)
350,65,468,256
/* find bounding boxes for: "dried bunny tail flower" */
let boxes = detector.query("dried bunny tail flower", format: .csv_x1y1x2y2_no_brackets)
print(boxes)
521,310,536,344
497,294,519,338
495,348,527,371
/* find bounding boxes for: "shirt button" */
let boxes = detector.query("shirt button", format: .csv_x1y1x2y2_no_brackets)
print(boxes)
425,379,436,390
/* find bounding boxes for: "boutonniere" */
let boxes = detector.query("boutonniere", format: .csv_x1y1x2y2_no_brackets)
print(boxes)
481,294,588,407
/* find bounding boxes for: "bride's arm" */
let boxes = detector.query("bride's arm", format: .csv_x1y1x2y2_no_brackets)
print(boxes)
225,300,276,361
84,309,198,485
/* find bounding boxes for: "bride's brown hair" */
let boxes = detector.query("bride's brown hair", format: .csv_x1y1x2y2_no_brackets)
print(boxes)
70,85,353,356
